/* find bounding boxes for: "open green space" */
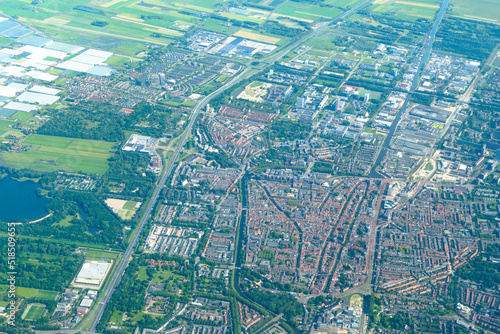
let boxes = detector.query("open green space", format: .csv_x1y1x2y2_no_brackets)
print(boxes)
369,0,440,21
82,248,122,261
0,119,15,136
22,304,46,321
10,111,33,122
451,0,500,24
0,285,58,300
0,135,117,174
275,1,343,20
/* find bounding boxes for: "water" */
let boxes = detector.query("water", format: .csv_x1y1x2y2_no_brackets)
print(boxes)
0,175,51,223
368,0,450,179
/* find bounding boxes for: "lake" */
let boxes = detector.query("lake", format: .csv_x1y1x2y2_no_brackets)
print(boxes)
0,175,51,223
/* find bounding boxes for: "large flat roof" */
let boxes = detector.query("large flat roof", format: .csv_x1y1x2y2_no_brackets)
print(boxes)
74,261,112,288
16,91,59,105
2,101,37,112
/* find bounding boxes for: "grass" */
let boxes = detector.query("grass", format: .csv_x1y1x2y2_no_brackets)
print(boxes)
82,248,122,261
275,1,343,21
0,285,58,300
10,111,32,122
55,215,75,227
0,119,15,136
451,0,500,23
22,305,46,321
0,36,13,45
0,134,117,174
349,294,363,308
105,55,129,66
369,0,439,21
123,201,138,210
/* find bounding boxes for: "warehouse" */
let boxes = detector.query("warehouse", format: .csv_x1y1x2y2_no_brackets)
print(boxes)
72,260,112,289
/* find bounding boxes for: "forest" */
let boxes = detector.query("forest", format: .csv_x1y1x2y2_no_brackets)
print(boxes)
0,237,82,291
38,101,184,142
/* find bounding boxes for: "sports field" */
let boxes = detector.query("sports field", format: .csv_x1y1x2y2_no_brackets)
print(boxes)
22,304,46,321
0,135,117,174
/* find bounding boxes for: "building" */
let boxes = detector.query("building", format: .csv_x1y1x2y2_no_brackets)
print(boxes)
72,260,112,289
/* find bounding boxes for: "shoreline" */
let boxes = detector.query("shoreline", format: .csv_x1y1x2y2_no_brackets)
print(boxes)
28,212,52,224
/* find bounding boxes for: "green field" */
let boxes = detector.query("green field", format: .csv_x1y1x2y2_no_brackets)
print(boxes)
22,304,46,321
275,0,343,21
369,0,440,21
0,119,15,136
451,0,500,24
82,248,122,261
0,135,117,174
0,36,13,45
0,285,58,300
10,111,33,122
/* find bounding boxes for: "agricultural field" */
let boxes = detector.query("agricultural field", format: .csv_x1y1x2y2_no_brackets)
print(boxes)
0,120,15,137
22,304,46,321
450,0,500,24
0,135,117,174
274,1,343,21
369,0,440,21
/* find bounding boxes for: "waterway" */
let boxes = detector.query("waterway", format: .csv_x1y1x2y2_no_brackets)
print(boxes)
367,0,450,178
0,175,51,223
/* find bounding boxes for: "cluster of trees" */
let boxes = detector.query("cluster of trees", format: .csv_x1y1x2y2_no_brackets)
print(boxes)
241,288,304,321
434,17,500,61
263,21,308,38
38,102,184,142
205,150,238,168
0,237,82,291
411,93,434,106
97,259,149,332
17,190,130,247
270,119,312,141
456,256,500,289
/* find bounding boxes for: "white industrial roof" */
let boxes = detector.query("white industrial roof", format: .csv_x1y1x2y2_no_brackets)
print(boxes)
2,101,37,112
57,60,94,72
76,261,111,281
71,54,107,65
26,71,57,82
19,45,67,60
81,49,113,59
29,85,61,95
16,91,59,105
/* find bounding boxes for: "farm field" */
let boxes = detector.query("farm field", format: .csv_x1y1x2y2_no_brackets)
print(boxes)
0,135,117,174
369,0,440,21
0,120,15,137
274,1,343,21
451,0,500,24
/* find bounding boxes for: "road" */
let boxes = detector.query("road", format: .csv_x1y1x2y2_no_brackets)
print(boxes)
34,1,374,333
368,0,450,179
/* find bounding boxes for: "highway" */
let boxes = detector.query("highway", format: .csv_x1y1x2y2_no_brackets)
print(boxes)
33,2,374,333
